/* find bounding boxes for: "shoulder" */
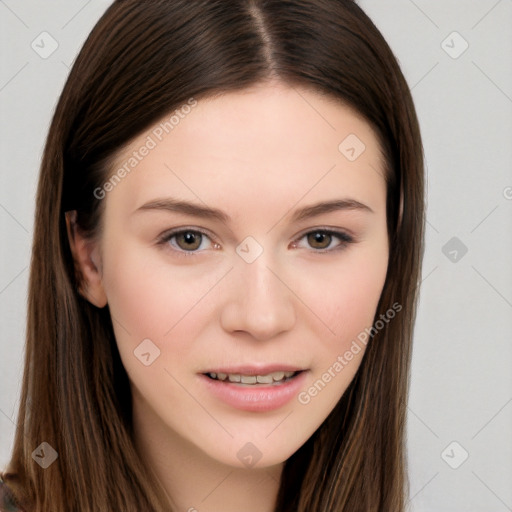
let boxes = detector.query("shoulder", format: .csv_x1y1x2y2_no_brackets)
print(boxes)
0,477,24,512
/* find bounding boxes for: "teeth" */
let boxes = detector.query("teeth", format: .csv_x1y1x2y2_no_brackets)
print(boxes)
208,370,297,384
272,371,285,381
256,374,273,384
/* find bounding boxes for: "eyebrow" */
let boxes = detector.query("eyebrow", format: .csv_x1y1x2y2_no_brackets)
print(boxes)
134,197,374,223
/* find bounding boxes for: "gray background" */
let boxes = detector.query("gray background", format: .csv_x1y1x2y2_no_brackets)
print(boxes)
1,1,511,510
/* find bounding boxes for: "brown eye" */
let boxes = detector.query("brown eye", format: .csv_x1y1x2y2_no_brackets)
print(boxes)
175,231,203,251
307,231,333,249
293,229,354,252
157,228,217,257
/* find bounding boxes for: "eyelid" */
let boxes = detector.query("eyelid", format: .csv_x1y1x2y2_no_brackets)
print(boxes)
291,226,355,251
293,225,354,242
155,226,218,256
156,225,215,241
156,225,356,256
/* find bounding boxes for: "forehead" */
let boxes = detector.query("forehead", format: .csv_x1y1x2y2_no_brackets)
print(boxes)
104,83,386,221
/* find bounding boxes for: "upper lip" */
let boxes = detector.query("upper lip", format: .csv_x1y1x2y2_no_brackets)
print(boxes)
201,364,305,375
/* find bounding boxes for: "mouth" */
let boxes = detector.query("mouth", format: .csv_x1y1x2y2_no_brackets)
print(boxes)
203,370,303,386
199,366,308,412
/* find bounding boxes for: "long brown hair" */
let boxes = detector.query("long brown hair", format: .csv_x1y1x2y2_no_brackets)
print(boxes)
2,1,424,510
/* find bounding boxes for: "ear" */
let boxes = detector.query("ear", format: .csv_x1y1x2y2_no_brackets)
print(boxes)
65,210,108,308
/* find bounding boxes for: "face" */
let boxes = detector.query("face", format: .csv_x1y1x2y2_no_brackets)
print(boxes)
75,82,389,469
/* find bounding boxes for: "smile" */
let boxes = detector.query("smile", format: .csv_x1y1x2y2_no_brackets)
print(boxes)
199,369,308,412
205,370,299,385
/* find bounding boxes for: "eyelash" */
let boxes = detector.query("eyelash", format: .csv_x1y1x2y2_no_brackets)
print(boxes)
156,227,355,258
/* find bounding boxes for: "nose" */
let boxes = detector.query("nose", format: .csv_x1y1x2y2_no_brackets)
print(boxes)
220,253,296,341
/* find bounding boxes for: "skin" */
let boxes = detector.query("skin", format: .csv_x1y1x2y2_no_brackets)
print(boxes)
67,82,389,512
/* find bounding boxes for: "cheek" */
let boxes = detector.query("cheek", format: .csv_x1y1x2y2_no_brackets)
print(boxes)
296,247,388,350
333,261,387,337
294,251,388,416
99,238,231,400
99,240,210,400
101,238,216,342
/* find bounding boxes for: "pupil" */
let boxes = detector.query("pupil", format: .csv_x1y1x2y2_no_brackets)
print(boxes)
179,232,201,250
309,232,330,249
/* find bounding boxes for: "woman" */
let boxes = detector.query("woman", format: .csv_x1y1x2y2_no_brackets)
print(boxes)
1,0,424,510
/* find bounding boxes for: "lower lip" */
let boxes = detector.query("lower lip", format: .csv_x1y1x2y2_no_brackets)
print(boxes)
199,371,308,412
